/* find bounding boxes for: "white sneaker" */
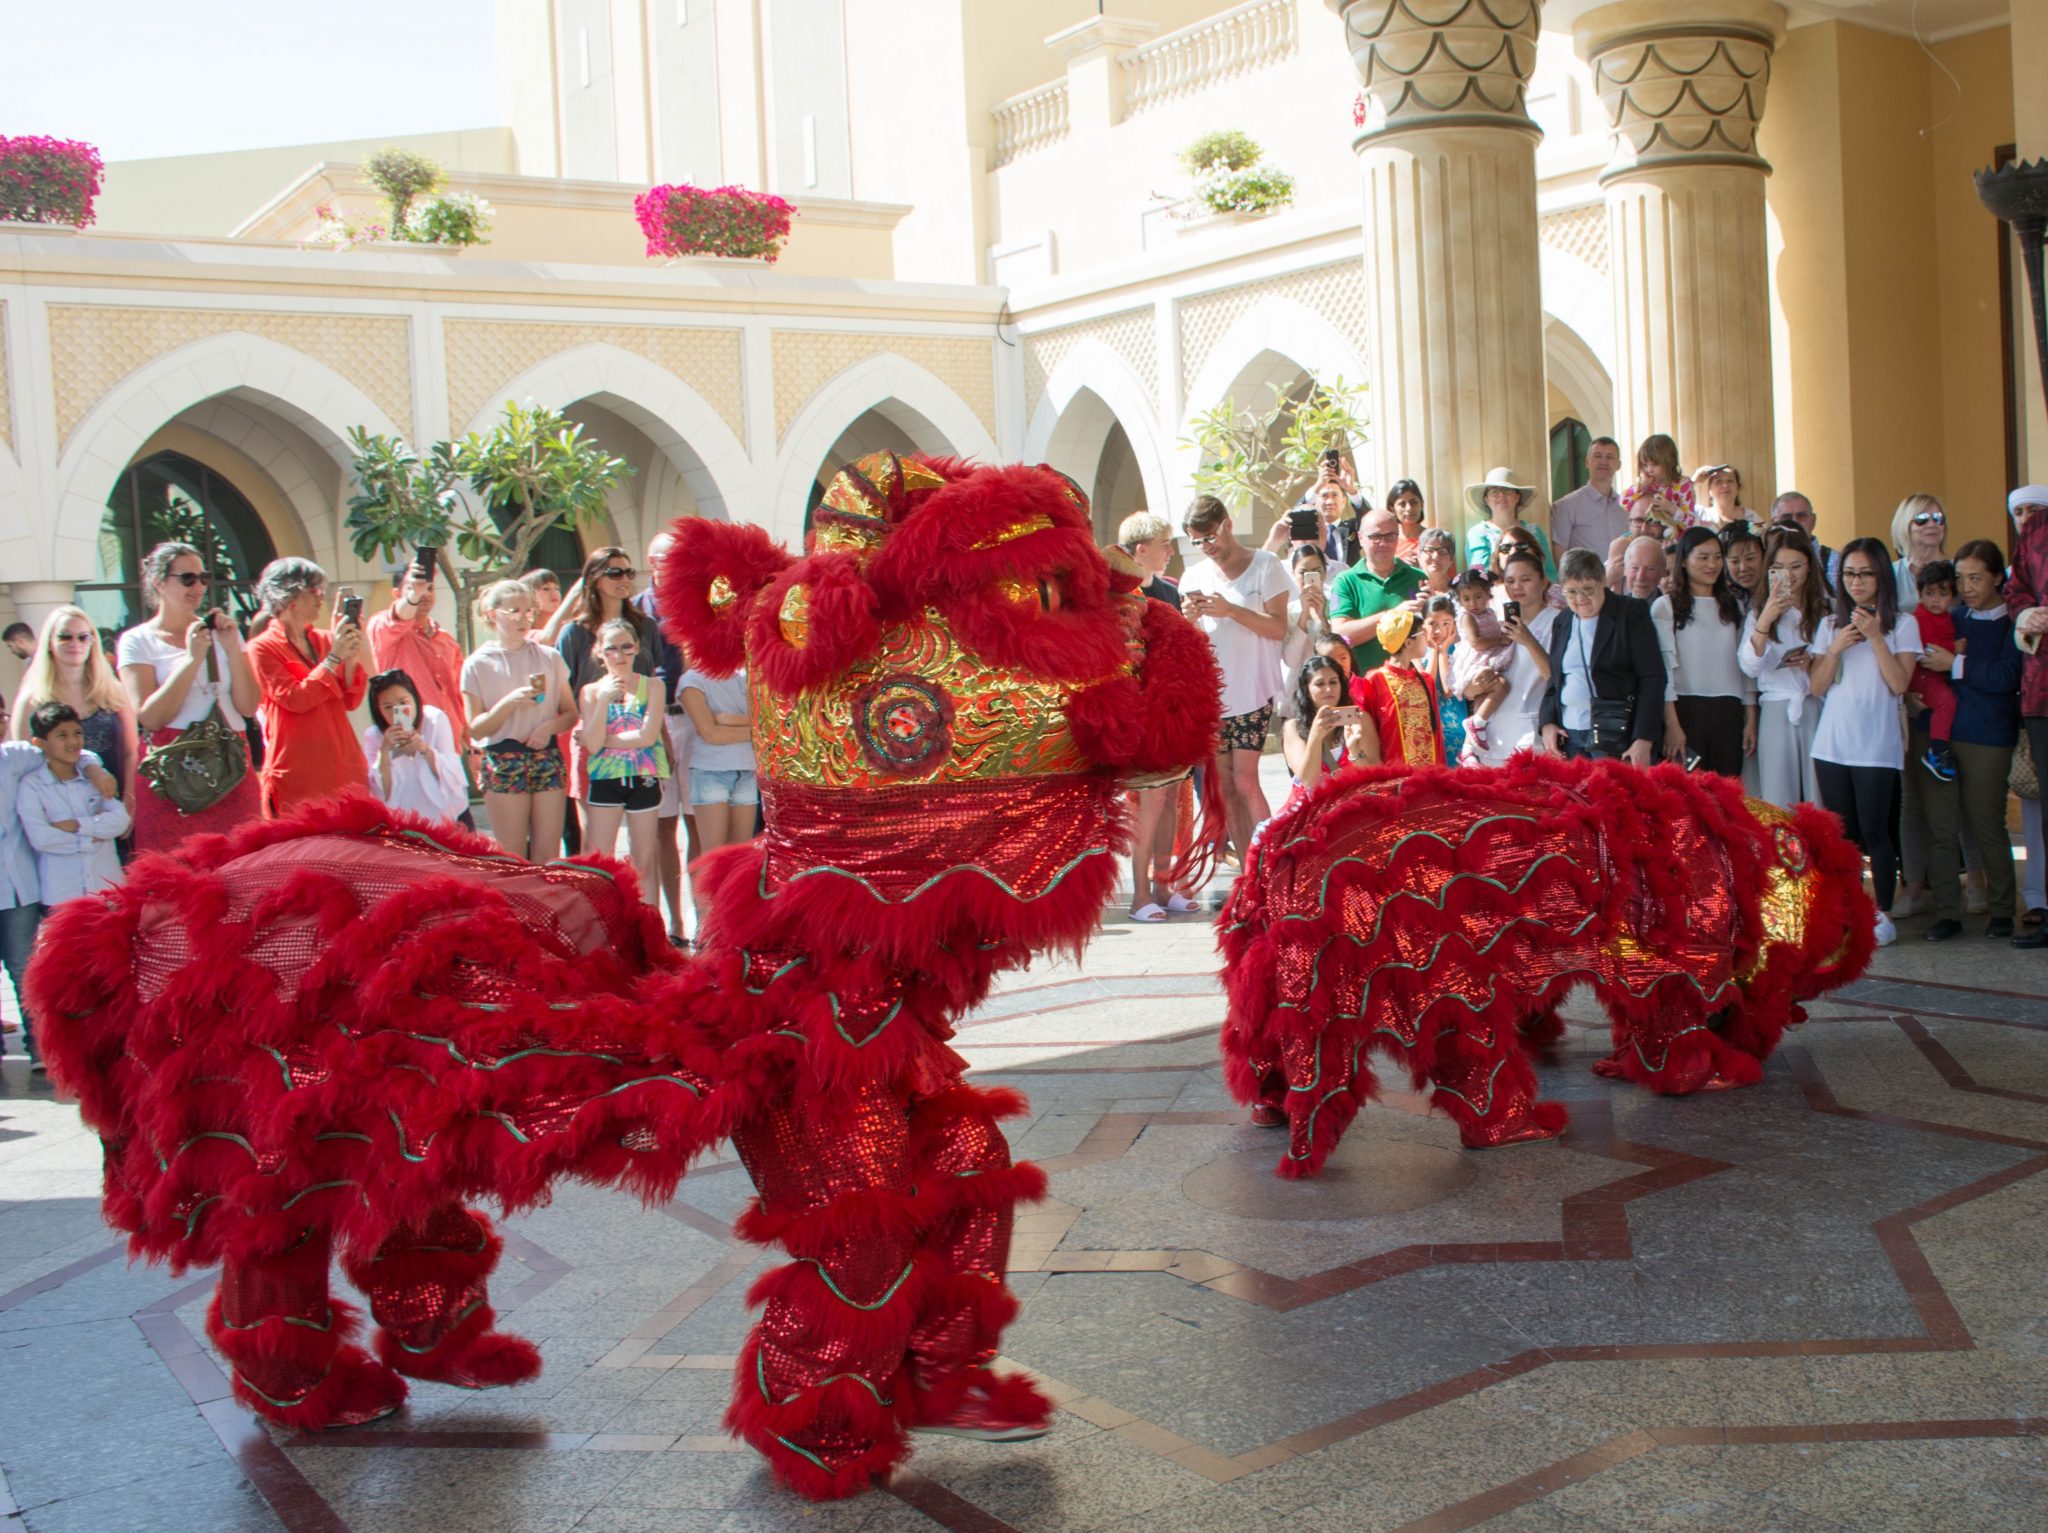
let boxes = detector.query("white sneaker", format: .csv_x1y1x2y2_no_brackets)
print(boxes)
1873,912,1897,947
1888,889,1928,919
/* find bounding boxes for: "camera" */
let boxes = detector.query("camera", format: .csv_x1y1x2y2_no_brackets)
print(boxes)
1288,507,1322,542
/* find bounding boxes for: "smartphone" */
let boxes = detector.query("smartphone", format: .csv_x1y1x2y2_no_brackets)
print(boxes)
1302,568,1324,592
1783,646,1810,664
1331,705,1363,723
1320,448,1342,471
1684,751,1704,772
528,672,546,704
413,546,439,580
1288,507,1322,542
1503,599,1521,624
338,589,363,626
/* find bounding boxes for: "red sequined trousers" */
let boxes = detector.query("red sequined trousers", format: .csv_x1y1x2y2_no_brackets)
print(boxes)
206,1203,540,1427
725,1078,1050,1499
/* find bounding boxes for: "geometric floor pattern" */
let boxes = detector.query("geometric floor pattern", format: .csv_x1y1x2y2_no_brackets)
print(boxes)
5,868,2046,1529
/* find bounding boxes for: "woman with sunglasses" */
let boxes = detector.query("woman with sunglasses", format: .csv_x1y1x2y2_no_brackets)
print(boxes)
1889,494,1950,612
556,548,654,823
115,542,261,852
1808,538,1922,947
11,608,139,828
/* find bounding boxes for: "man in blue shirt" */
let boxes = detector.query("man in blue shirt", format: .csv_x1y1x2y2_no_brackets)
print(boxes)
2,738,113,1071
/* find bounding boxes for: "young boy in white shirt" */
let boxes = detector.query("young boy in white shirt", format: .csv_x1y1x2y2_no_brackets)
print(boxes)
17,703,131,908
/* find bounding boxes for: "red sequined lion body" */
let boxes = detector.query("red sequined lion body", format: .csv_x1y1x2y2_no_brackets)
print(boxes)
1219,756,1875,1175
30,453,1221,1499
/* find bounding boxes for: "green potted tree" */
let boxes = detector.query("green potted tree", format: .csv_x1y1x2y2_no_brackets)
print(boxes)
1180,375,1369,536
346,401,633,648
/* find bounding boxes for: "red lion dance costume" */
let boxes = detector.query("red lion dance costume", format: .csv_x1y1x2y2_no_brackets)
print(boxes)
27,453,1221,1499
1220,757,1875,1175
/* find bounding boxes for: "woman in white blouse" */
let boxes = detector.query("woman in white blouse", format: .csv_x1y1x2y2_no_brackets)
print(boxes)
1739,529,1831,808
1809,538,1922,947
1652,528,1757,777
1470,548,1556,766
361,669,470,826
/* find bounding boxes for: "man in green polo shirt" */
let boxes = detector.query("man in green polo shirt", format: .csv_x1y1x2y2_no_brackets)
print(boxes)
1328,507,1424,672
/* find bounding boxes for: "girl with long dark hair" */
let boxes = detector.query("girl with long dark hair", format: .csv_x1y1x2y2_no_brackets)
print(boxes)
1739,528,1830,807
1654,527,1755,778
1808,537,1921,946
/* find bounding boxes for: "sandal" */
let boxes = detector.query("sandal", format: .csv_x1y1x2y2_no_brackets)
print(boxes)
1165,893,1200,914
2024,908,2046,930
1130,903,1167,923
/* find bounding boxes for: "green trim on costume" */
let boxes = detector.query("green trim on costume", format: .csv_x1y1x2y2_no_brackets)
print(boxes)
757,846,1110,905
800,1258,914,1310
755,1351,894,1407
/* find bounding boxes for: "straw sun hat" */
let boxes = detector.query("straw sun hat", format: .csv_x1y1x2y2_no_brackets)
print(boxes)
1465,467,1534,519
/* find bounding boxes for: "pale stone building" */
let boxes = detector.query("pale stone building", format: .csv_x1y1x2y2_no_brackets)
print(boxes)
1,0,2041,675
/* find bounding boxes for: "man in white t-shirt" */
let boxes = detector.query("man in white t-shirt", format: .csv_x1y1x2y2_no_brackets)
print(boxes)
1180,496,1295,866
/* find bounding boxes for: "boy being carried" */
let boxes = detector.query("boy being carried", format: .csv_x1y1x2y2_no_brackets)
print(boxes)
1909,560,1961,781
17,703,130,907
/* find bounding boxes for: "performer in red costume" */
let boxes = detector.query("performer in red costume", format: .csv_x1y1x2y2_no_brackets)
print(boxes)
28,453,1223,1500
1218,754,1874,1174
1347,607,1445,768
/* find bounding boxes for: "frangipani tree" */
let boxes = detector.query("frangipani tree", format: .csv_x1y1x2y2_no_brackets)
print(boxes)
346,400,634,647
1180,376,1370,533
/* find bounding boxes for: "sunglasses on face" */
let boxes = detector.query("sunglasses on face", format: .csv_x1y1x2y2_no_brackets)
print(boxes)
600,567,635,580
1189,530,1223,546
1911,513,1945,527
166,571,213,587
55,631,95,645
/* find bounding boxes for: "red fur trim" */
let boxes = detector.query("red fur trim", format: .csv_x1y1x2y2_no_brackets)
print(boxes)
744,551,882,695
206,1293,409,1429
377,1304,542,1388
907,1364,1053,1432
1067,599,1224,774
659,519,793,676
723,1340,913,1500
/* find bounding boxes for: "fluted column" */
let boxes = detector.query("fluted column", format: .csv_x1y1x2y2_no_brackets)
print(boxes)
1576,1,1787,503
1334,0,1550,546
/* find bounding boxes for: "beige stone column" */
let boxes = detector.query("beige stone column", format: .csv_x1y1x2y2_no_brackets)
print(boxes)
1576,1,1787,504
1333,0,1551,546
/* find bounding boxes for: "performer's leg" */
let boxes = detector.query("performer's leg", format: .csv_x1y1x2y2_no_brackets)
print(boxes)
903,1084,1051,1439
1600,989,1761,1095
1428,1024,1566,1147
726,1080,923,1500
209,1226,406,1428
342,1204,541,1389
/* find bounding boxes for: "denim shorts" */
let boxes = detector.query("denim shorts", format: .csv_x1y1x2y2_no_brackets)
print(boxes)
690,767,759,806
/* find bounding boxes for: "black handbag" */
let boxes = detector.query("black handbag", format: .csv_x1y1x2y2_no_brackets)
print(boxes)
1589,697,1636,751
139,643,249,815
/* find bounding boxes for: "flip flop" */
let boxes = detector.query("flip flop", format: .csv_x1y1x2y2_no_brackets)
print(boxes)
1165,893,1200,914
1130,903,1167,923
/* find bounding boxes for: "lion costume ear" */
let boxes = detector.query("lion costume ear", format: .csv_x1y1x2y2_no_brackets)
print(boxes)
658,520,793,676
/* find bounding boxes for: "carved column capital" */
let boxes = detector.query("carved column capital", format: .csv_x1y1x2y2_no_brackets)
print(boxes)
1331,0,1543,144
1574,1,1787,179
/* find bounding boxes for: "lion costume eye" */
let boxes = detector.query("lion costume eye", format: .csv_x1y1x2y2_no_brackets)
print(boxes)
995,574,1064,614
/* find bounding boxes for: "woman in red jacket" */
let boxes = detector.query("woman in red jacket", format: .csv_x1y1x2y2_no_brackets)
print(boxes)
244,558,370,818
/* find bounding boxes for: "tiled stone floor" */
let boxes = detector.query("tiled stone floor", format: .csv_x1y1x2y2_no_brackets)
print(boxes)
3,786,2045,1531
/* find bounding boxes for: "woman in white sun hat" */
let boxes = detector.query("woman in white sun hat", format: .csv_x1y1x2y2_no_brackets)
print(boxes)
1464,467,1555,582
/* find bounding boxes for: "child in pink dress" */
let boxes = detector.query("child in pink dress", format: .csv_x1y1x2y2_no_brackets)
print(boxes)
1449,568,1513,760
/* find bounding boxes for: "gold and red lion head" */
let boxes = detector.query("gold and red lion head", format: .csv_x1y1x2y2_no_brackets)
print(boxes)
658,452,1221,961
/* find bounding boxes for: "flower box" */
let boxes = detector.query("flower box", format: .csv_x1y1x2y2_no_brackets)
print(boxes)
635,183,796,264
0,136,103,229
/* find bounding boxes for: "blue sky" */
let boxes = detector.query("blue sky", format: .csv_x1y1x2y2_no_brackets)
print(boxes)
9,0,500,161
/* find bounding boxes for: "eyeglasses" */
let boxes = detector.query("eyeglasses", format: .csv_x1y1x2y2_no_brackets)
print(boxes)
166,571,213,587
1364,530,1398,542
1841,567,1879,581
55,631,95,645
1189,530,1223,546
599,567,635,580
1911,512,1945,527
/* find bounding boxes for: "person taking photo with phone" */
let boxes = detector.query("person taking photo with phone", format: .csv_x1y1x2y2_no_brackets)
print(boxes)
245,558,370,819
117,542,262,852
462,580,577,862
1739,529,1829,808
361,668,470,827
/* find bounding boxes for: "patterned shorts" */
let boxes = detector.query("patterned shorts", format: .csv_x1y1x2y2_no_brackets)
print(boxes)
479,742,566,796
1219,704,1275,753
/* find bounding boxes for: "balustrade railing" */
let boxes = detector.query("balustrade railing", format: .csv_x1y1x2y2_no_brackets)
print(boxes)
1121,0,1299,117
992,81,1071,168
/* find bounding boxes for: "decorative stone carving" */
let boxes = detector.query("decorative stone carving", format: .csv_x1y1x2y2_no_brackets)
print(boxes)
1336,0,1542,141
47,305,413,449
1539,204,1609,277
1579,12,1779,177
1177,261,1369,400
1022,308,1159,417
770,332,997,442
443,320,746,443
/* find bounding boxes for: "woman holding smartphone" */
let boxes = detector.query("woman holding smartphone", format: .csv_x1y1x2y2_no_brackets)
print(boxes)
577,618,670,908
461,579,576,861
1469,549,1556,766
1808,539,1922,947
1280,655,1355,805
1739,530,1829,808
244,558,369,819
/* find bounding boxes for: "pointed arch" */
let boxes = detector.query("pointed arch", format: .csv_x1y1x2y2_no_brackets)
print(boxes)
1178,295,1371,489
1543,315,1616,440
771,352,997,548
461,342,751,528
52,331,405,582
1022,339,1172,534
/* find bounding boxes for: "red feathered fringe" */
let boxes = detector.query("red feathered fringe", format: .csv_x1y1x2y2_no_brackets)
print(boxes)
1219,755,1874,1173
659,519,793,676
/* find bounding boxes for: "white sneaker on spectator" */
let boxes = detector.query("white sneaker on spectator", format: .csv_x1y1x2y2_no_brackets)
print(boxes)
1873,912,1897,947
1888,889,1928,919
